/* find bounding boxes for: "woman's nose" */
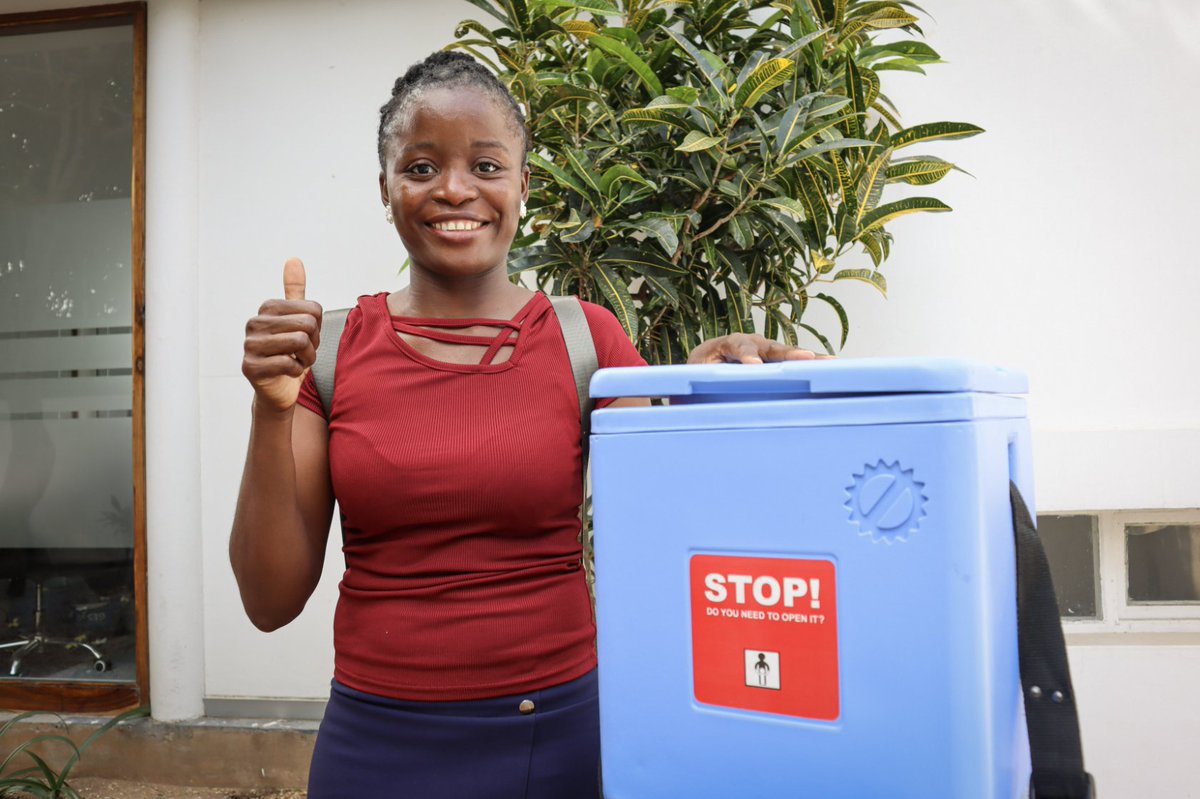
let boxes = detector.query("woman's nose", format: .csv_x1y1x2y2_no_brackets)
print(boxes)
432,168,477,205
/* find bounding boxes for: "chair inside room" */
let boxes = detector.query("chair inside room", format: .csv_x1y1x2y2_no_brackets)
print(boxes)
0,548,132,678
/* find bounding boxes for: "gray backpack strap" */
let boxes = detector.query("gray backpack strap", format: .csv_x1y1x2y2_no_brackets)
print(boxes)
312,307,350,419
548,295,599,445
548,294,600,593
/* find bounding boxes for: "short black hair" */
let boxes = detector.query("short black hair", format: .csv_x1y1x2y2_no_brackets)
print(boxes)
377,51,530,169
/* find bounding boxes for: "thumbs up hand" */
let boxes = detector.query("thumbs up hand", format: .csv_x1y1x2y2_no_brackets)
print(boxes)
242,258,324,413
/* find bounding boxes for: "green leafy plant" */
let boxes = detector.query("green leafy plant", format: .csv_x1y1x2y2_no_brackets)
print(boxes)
0,707,146,798
450,0,980,357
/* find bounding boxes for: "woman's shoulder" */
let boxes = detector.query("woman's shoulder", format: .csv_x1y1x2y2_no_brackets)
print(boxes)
353,291,390,314
313,292,389,358
331,291,388,329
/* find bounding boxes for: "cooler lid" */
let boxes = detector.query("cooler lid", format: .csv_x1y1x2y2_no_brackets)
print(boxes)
589,357,1027,400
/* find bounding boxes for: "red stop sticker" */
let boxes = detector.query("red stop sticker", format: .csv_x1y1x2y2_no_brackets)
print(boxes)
690,554,839,720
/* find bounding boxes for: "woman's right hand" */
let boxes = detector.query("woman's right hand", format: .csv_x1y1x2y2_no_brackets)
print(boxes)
241,257,323,413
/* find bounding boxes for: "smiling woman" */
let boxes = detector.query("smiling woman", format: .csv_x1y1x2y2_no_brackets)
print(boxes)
379,87,529,288
229,50,820,799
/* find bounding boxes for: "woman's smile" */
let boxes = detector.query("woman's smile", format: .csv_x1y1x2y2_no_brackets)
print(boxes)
430,219,486,232
426,214,491,239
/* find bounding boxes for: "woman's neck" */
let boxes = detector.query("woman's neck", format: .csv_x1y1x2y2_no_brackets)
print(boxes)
390,266,533,319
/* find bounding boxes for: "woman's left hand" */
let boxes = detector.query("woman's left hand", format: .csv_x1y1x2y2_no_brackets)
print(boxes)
687,333,832,365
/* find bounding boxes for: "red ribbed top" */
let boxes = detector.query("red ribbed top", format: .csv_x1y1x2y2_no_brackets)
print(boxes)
297,291,645,700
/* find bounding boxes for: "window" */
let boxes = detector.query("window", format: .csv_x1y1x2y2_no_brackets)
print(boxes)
1038,510,1200,631
1126,523,1200,604
0,3,146,713
1037,515,1099,618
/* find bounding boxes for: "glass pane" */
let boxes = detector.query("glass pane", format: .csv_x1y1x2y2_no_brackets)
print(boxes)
0,22,136,682
1037,514,1099,618
1126,523,1200,604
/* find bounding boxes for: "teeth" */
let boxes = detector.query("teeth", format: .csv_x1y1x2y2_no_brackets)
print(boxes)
432,220,484,231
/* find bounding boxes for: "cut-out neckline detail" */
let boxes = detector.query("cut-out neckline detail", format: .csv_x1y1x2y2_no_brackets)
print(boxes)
387,292,543,370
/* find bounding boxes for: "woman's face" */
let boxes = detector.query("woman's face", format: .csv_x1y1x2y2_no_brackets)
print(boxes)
379,86,529,280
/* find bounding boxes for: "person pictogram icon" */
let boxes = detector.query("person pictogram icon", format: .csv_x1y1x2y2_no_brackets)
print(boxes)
743,649,780,690
754,652,770,686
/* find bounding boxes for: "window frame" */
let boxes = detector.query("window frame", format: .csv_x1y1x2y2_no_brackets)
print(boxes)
0,1,148,714
1060,508,1200,640
1109,509,1200,622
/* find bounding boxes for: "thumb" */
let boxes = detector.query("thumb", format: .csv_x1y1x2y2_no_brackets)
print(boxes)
283,257,306,301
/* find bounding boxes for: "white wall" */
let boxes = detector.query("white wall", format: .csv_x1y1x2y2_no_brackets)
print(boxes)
1069,642,1200,799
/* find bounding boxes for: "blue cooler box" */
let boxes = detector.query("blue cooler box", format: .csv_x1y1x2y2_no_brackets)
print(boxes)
590,357,1033,799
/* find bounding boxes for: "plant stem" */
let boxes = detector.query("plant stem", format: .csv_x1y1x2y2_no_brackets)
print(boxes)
691,181,762,243
671,149,727,264
640,302,674,350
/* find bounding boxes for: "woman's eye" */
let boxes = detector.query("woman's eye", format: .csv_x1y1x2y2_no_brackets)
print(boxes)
406,163,435,176
476,162,501,174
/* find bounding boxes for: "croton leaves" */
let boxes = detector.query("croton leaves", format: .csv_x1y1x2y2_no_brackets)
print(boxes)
893,121,985,148
734,58,796,109
857,197,951,236
886,157,956,185
676,130,723,152
450,0,977,359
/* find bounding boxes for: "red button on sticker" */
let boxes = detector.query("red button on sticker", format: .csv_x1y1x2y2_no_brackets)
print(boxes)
690,555,839,720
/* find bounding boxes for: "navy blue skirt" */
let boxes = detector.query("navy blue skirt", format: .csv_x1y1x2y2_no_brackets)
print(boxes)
307,669,600,798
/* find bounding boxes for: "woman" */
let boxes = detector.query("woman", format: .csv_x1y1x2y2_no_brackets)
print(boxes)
231,52,819,798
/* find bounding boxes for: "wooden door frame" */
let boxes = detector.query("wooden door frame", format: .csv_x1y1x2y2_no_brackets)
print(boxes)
0,1,148,714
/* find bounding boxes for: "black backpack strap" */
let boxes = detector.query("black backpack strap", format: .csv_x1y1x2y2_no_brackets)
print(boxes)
312,307,350,420
1010,482,1096,799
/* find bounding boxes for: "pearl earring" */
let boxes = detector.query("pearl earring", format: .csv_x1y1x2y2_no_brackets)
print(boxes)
520,202,527,217
385,205,394,224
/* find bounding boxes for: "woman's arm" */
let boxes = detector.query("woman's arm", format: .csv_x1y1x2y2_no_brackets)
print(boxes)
230,403,333,631
229,258,335,631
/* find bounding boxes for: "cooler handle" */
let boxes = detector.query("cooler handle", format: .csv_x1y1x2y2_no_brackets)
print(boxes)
1011,483,1097,799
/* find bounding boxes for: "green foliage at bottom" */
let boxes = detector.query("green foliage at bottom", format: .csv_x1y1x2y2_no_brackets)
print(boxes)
0,707,147,798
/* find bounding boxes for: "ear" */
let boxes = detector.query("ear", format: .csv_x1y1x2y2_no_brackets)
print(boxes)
520,163,530,204
378,171,389,207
